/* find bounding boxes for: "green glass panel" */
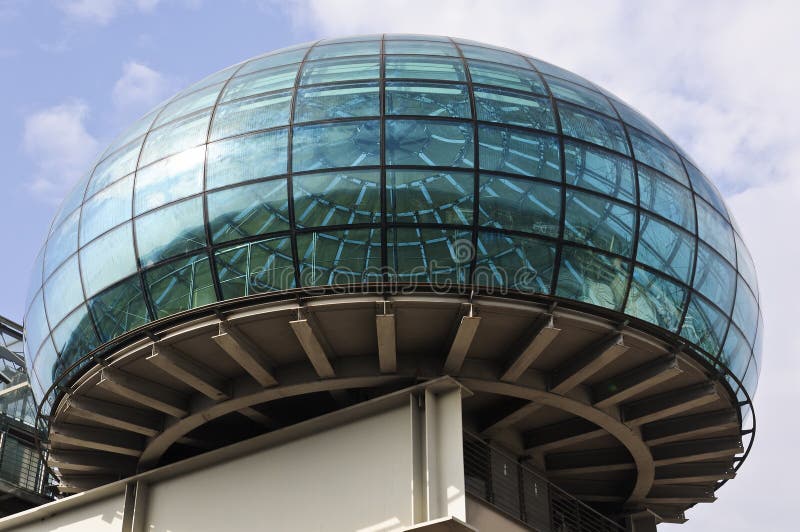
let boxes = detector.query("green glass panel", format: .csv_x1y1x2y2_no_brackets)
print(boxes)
629,129,688,185
719,325,750,383
474,88,555,132
681,294,728,357
387,170,474,225
146,254,216,318
80,175,133,245
294,83,380,123
475,232,555,294
215,237,295,298
297,228,382,286
385,56,466,81
387,227,472,285
51,305,99,366
222,64,299,102
88,275,150,342
292,121,380,172
210,90,292,141
467,60,546,95
637,165,695,230
386,120,474,168
385,82,471,118
564,141,635,203
208,179,290,243
134,146,205,215
87,138,141,198
696,197,736,264
478,125,560,180
80,223,137,298
154,83,224,127
559,103,629,155
139,110,211,167
294,170,381,227
43,256,83,327
32,338,57,393
300,57,380,85
459,44,529,68
207,129,289,189
625,268,686,332
384,40,458,56
732,276,759,345
557,246,629,311
564,190,635,256
544,75,615,116
479,175,560,237
136,197,207,266
693,243,736,313
636,214,695,283
306,41,381,60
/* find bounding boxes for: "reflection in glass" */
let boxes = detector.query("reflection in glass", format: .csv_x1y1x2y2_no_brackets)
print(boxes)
135,147,205,215
155,83,223,128
478,125,560,180
557,246,629,311
732,276,759,345
300,57,380,85
696,197,736,264
545,75,615,116
307,41,381,60
293,121,380,171
44,209,80,278
208,179,290,243
719,325,750,383
88,276,150,343
479,175,559,237
386,120,474,167
681,294,728,357
207,129,289,189
88,139,141,198
388,170,474,225
222,65,299,102
80,223,138,298
238,47,308,75
44,257,83,327
474,88,555,132
216,237,295,298
564,141,635,203
80,175,134,245
385,83,471,118
693,243,736,313
638,165,695,230
295,171,381,227
685,160,728,218
475,232,555,293
559,103,629,155
136,197,207,266
211,91,292,141
625,268,685,332
384,40,458,56
459,45,530,68
385,56,466,81
146,254,216,318
467,60,546,95
298,228,382,286
51,305,99,367
387,227,472,285
139,110,211,167
629,129,688,185
637,214,695,283
295,83,379,122
564,190,635,256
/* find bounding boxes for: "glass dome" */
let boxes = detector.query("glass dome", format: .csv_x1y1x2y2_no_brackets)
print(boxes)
23,34,762,407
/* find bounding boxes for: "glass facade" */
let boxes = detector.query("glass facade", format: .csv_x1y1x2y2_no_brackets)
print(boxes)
24,35,762,407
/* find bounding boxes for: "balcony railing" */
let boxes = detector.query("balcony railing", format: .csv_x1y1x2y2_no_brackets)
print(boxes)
0,431,50,498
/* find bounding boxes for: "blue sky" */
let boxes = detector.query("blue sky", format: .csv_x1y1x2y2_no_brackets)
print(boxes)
1,1,798,529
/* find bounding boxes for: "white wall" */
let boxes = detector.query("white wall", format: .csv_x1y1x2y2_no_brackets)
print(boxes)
11,495,124,532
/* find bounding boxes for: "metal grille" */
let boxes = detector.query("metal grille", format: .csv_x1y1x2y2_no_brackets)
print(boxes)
464,432,624,532
0,433,45,494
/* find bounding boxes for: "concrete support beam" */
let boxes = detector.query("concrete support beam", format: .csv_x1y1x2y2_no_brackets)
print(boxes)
480,401,540,436
592,355,682,408
653,461,735,485
376,313,397,373
148,344,229,401
651,437,743,467
238,407,276,428
290,318,335,378
622,382,718,426
68,395,163,437
99,368,188,418
122,481,149,532
212,323,277,387
58,475,121,494
523,417,605,454
500,315,560,383
642,409,739,446
443,315,481,374
50,424,143,457
545,447,634,476
644,485,716,504
550,333,628,395
48,451,137,473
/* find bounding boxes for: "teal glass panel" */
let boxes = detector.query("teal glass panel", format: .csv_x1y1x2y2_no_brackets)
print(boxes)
719,325,750,382
544,75,615,116
32,338,57,392
154,83,224,127
529,58,597,89
208,179,290,243
215,237,296,298
467,60,547,95
88,275,150,342
564,141,635,203
636,214,695,283
685,160,728,219
51,305,99,366
478,125,560,180
25,294,50,355
237,47,309,75
385,56,466,81
474,232,555,294
80,175,133,245
384,40,458,56
294,170,381,227
134,146,205,215
207,129,289,189
387,227,472,285
459,45,529,68
693,243,736,313
300,57,380,85
136,197,207,266
609,98,674,147
293,121,380,171
385,82,471,119
564,191,635,256
558,103,629,155
80,223,137,298
87,138,141,198
681,294,728,357
43,257,83,327
387,170,474,225
146,253,216,319
44,209,80,278
474,88,555,132
556,246,629,311
625,267,686,332
638,165,695,230
306,41,381,60
210,90,292,141
386,120,474,168
629,129,688,185
735,233,758,294
732,276,759,345
222,64,299,102
696,197,736,264
139,110,211,167
297,228,382,286
478,175,560,237
294,83,380,123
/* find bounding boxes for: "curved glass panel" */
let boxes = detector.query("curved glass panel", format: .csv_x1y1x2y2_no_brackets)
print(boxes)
386,120,474,167
681,294,729,358
388,170,474,225
210,90,292,141
475,232,555,293
545,75,615,116
136,197,207,266
216,237,296,298
636,214,694,283
208,179,290,244
696,197,736,264
207,129,288,189
638,165,695,231
474,88,555,132
693,243,736,314
625,267,686,332
558,103,629,155
556,246,629,311
293,120,380,172
479,175,559,237
564,191,635,257
478,125,560,180
386,82,471,119
629,129,688,185
564,141,635,203
385,56,465,81
80,175,134,245
295,170,381,227
467,60,546,95
295,83,379,122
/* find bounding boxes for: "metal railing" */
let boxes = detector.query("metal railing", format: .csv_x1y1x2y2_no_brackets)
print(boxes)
464,432,624,532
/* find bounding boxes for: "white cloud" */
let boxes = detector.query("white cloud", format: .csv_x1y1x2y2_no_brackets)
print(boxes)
23,101,100,202
54,0,160,25
112,61,169,110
